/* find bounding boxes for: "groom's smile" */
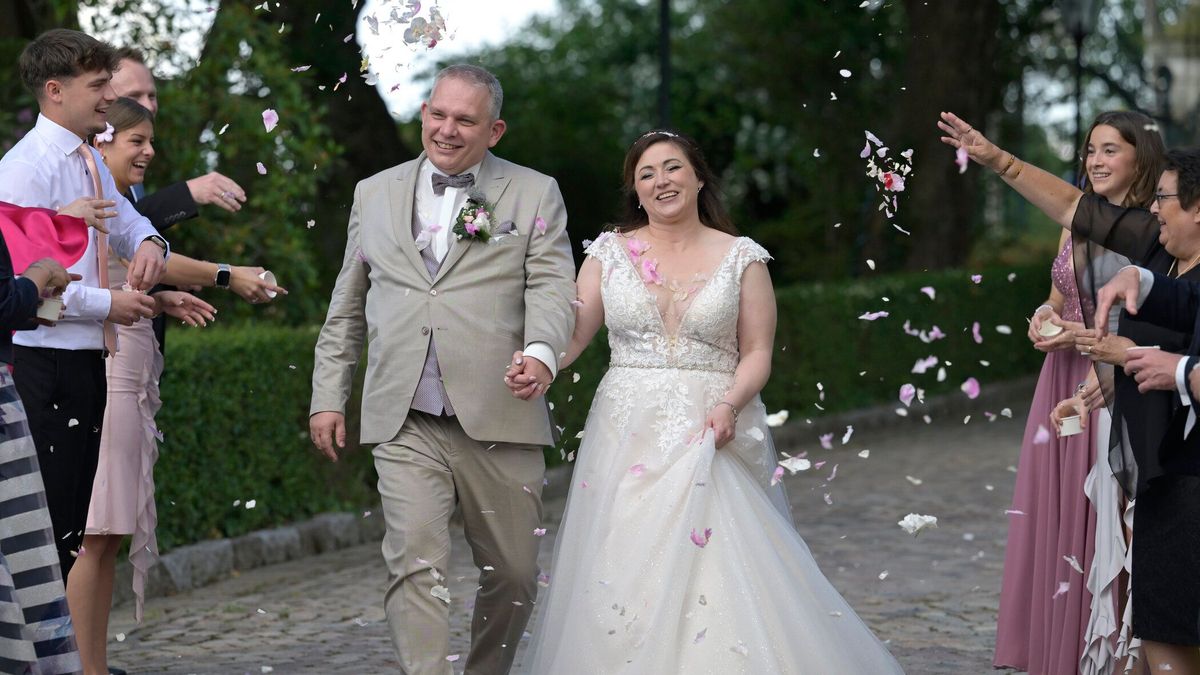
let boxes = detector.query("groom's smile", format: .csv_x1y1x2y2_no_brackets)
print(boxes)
420,74,508,176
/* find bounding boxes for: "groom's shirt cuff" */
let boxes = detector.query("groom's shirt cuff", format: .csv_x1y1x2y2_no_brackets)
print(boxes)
1133,265,1155,307
523,341,558,380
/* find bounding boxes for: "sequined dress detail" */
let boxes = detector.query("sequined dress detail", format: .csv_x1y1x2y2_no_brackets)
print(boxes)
522,234,904,673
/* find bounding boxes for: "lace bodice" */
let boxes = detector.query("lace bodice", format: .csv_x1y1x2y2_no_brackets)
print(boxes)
586,233,772,373
1051,239,1083,322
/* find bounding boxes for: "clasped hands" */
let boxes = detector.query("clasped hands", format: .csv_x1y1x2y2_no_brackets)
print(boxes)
504,351,552,400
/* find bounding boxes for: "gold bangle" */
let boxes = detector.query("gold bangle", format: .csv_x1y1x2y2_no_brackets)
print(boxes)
1009,159,1024,180
996,152,1017,176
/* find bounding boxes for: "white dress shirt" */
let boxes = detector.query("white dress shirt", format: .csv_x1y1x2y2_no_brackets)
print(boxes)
414,158,558,377
0,114,165,351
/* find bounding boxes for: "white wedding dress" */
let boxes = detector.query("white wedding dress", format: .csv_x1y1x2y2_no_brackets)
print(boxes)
524,233,904,673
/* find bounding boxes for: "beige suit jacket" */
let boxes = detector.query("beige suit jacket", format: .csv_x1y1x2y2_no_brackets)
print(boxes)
310,152,576,446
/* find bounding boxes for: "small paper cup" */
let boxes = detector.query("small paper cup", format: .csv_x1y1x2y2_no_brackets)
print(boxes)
36,296,63,322
258,271,278,299
1037,321,1063,337
1059,415,1083,437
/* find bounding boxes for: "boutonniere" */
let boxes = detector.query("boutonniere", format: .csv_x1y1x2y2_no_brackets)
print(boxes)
452,188,501,243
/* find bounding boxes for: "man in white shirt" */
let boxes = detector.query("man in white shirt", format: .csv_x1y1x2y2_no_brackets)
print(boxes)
0,28,167,581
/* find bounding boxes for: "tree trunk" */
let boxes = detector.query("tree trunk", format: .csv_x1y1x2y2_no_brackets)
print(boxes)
890,0,1002,270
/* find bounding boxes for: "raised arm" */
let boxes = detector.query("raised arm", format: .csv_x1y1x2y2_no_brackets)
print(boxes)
939,111,1083,229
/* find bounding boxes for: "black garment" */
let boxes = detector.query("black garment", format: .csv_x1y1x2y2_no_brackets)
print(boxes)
11,345,106,579
1130,474,1200,645
131,181,197,232
130,182,197,356
0,231,41,363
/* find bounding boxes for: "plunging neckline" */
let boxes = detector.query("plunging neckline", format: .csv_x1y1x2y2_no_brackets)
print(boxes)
615,235,743,338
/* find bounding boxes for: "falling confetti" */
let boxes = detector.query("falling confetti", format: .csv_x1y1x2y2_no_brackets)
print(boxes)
689,527,713,548
898,513,938,536
261,108,279,132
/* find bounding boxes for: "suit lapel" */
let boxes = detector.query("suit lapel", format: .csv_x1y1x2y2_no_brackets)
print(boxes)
433,152,514,284
390,154,428,278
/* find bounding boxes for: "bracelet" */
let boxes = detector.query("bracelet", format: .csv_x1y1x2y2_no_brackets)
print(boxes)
713,401,739,422
1009,159,1024,180
996,152,1017,176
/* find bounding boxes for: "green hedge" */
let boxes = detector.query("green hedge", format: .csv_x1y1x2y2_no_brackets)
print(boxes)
153,326,374,552
152,263,1049,550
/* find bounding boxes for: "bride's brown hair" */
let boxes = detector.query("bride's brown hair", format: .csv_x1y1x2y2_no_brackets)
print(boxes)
615,130,738,235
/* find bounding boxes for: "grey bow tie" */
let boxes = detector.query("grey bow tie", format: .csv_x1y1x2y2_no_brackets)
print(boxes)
431,172,475,196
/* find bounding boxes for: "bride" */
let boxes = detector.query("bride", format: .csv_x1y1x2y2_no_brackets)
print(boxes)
517,130,905,673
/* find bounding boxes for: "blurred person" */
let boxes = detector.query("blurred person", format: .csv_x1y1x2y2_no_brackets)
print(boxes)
521,131,904,673
944,113,1200,674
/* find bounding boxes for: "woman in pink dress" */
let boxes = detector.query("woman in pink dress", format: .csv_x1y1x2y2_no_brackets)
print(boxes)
993,111,1164,674
65,97,282,675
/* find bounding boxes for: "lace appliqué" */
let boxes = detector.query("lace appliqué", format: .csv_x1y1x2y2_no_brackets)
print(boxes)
584,234,771,452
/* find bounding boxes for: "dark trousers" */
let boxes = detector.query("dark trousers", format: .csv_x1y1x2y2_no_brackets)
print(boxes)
12,345,106,579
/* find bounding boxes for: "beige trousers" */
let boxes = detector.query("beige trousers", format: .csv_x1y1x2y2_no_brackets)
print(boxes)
374,411,545,675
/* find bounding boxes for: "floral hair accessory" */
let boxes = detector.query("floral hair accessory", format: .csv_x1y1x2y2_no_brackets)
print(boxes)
94,123,115,144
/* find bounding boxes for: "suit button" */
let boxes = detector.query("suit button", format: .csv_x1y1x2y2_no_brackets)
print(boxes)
421,326,430,335
430,289,438,296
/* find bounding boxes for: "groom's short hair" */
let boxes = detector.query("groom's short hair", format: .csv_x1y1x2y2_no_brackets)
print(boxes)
20,29,119,100
432,64,504,121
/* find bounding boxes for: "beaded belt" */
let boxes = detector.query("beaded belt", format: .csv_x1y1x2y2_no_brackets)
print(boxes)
609,361,736,375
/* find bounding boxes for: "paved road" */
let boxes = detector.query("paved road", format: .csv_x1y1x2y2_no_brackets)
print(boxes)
109,409,1028,673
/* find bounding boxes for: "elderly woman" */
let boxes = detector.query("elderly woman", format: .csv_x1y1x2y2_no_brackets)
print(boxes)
943,112,1200,674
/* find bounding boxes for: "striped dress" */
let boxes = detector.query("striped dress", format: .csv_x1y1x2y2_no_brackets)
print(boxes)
0,368,80,674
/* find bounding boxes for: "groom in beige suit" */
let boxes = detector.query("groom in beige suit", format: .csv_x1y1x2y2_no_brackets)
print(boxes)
309,64,575,674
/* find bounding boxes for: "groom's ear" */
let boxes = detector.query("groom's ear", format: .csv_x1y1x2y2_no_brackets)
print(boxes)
488,118,507,148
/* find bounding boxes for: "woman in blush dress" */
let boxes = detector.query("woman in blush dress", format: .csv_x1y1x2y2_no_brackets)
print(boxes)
520,131,904,673
992,112,1164,675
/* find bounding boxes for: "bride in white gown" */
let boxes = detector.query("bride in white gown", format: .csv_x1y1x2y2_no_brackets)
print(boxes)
520,131,904,673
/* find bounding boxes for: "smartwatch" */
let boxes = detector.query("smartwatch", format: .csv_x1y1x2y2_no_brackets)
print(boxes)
145,235,168,256
215,263,231,289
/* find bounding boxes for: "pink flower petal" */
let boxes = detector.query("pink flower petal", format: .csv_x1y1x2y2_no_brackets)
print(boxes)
961,377,981,400
1033,424,1051,444
970,274,982,284
770,466,784,486
629,463,646,477
1052,580,1071,599
899,383,916,407
689,527,713,548
533,528,547,537
955,146,969,174
858,310,889,321
262,108,279,133
535,216,547,235
256,162,267,175
972,321,983,344
819,433,833,450
919,286,935,300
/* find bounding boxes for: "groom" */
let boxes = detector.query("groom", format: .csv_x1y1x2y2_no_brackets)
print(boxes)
309,64,575,674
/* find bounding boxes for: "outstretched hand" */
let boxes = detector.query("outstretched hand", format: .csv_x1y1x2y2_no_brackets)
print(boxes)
937,112,1005,172
504,351,552,400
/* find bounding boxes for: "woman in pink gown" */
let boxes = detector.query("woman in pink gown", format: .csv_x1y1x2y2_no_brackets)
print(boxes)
993,111,1164,674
